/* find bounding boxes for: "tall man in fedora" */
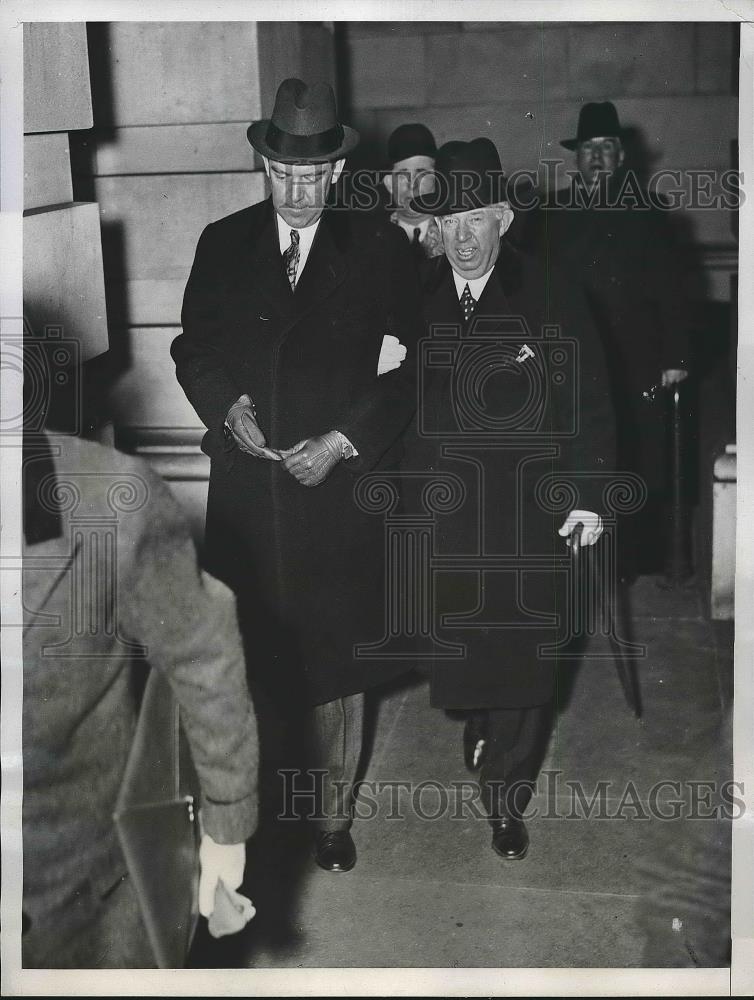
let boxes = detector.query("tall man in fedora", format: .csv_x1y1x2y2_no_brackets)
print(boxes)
521,101,691,579
171,79,422,873
404,138,615,859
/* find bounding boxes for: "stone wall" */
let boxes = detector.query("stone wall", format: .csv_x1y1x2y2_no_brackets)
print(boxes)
71,22,335,537
24,23,109,365
341,20,739,291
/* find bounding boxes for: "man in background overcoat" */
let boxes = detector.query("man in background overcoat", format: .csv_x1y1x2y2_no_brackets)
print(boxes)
383,122,443,259
520,102,691,578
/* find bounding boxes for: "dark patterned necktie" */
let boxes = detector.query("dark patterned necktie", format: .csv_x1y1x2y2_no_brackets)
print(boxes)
413,227,422,245
283,228,300,292
460,283,476,323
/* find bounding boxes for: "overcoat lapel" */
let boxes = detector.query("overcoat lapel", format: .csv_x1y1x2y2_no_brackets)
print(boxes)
423,255,464,332
290,209,350,323
247,201,350,348
423,240,524,332
248,199,294,320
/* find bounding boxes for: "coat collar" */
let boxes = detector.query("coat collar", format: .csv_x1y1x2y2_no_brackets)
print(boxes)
247,197,350,324
423,239,525,301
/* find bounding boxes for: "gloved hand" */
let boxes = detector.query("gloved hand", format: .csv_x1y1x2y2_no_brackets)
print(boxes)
280,431,343,487
661,368,689,387
225,394,281,461
558,509,604,547
198,834,249,919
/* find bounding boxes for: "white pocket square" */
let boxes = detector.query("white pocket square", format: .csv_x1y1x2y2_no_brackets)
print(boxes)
516,344,535,364
378,334,407,376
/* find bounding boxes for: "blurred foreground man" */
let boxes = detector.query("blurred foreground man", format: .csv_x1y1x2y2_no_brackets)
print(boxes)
172,79,422,873
403,139,615,859
522,102,691,578
22,429,259,967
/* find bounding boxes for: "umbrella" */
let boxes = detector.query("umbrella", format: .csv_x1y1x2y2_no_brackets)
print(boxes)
570,522,643,719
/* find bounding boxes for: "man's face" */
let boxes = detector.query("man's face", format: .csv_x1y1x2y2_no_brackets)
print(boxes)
385,155,435,216
575,136,625,186
265,158,344,228
437,205,513,280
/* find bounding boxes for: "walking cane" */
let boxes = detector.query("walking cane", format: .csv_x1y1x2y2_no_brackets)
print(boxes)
570,522,642,719
667,382,692,585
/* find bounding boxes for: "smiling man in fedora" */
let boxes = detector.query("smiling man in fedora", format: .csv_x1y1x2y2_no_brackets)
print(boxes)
171,79,422,873
402,138,615,860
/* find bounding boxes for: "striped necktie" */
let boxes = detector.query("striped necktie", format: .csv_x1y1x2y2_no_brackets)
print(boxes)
283,228,300,292
460,283,476,323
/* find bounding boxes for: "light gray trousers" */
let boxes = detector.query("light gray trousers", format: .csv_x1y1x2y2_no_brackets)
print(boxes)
307,692,364,832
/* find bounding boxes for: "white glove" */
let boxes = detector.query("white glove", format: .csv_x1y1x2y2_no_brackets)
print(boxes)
198,833,246,917
558,509,603,546
377,334,407,376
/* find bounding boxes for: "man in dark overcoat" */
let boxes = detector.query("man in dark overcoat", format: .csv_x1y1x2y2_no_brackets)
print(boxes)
171,79,422,873
382,123,443,260
519,102,691,578
403,138,616,859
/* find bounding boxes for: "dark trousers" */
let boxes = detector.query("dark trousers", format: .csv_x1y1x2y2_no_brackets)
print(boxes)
473,700,554,821
306,693,364,832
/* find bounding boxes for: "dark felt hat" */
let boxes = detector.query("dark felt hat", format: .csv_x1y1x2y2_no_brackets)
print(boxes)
410,137,508,216
247,78,359,163
560,101,624,150
387,123,437,165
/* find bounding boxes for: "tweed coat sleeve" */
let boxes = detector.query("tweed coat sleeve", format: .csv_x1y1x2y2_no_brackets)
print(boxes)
336,223,424,472
119,459,259,844
172,223,246,436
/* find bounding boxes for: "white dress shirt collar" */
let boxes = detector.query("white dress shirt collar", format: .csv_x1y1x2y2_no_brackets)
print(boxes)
392,214,432,244
276,213,321,279
452,267,495,303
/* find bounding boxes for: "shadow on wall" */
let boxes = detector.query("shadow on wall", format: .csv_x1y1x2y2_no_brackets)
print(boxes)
22,306,129,438
68,22,132,428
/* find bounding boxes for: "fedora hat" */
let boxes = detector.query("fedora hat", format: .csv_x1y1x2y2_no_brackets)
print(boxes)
387,123,437,166
410,137,508,216
247,78,360,163
561,101,624,150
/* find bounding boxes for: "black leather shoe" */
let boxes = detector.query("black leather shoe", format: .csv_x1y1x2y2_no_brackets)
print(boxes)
313,830,356,872
491,815,529,860
463,713,488,772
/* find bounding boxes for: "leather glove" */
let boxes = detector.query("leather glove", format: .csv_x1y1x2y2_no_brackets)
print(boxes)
225,394,281,461
661,368,689,387
558,509,604,546
280,431,343,487
198,833,253,919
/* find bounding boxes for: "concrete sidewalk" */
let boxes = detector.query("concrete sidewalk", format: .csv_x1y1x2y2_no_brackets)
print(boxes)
191,576,732,969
